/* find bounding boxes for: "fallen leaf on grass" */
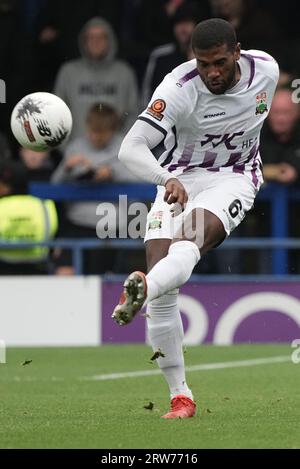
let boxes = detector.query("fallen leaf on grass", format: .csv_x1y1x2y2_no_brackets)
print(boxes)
200,408,213,417
21,360,32,366
143,402,154,411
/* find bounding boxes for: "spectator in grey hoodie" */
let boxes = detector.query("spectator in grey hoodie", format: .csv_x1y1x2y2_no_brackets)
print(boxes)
54,17,139,142
51,103,138,275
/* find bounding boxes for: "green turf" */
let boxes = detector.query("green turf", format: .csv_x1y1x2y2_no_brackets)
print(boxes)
0,344,299,449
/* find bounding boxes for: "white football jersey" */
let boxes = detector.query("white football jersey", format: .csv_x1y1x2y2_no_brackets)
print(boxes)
139,49,279,187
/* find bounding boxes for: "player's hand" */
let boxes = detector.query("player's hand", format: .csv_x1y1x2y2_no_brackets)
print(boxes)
164,177,188,212
65,154,91,170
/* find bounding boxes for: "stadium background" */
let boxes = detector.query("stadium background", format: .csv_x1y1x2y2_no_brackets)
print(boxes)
0,0,300,449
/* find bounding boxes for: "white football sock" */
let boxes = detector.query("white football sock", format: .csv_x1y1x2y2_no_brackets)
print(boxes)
146,289,193,400
146,241,200,303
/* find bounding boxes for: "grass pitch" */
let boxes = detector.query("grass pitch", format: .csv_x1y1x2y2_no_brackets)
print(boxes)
0,344,299,449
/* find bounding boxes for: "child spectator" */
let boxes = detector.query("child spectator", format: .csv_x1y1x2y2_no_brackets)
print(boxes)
51,103,138,275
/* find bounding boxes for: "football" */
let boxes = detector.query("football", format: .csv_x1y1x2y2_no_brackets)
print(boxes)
10,92,72,151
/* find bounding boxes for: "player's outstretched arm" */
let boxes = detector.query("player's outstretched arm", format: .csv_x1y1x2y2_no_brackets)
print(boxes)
119,119,173,187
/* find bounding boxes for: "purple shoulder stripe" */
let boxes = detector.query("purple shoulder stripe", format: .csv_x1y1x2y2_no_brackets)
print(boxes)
241,53,255,89
249,54,273,61
177,68,199,86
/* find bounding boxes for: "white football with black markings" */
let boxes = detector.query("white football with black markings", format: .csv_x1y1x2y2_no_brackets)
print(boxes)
10,92,73,151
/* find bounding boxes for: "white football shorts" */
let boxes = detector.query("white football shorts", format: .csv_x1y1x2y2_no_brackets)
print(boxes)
144,170,261,243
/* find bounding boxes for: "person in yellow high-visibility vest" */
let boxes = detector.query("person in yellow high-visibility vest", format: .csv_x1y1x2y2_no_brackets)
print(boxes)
0,160,58,274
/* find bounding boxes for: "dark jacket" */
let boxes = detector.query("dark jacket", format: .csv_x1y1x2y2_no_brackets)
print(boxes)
260,123,300,179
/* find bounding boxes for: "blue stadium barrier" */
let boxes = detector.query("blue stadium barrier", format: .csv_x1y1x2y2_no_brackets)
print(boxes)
29,182,157,201
0,181,297,276
1,237,300,276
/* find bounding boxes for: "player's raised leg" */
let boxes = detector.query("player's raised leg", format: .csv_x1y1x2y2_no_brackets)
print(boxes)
112,208,225,324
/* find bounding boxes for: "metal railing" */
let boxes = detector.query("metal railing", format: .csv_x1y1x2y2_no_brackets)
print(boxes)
1,237,300,275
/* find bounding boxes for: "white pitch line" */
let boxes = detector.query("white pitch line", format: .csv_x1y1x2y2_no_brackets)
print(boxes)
82,355,291,381
0,355,291,383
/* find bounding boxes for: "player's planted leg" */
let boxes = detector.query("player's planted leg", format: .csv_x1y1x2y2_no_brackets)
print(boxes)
146,289,196,418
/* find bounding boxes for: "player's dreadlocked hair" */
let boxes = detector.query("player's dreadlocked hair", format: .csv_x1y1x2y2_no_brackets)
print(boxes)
192,18,237,52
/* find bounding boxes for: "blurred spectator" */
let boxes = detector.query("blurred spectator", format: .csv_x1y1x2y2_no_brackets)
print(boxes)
137,0,211,52
0,132,12,160
141,2,201,107
211,0,300,90
51,103,138,275
18,0,47,36
34,0,124,88
263,0,300,40
131,0,211,83
261,87,300,184
0,0,35,139
54,17,139,140
278,70,294,88
0,158,27,196
211,0,282,60
0,159,58,274
18,147,59,182
246,86,300,274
